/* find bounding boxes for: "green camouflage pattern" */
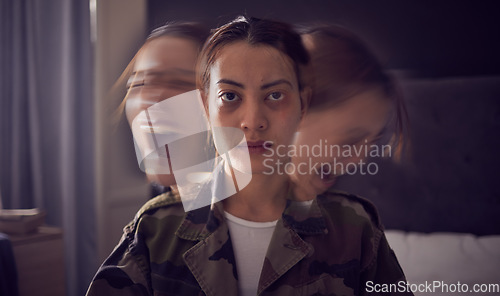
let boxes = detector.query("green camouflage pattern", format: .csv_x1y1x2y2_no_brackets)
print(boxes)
86,189,411,295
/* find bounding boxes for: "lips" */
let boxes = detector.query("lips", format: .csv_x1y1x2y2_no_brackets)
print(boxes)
246,141,269,147
244,140,272,154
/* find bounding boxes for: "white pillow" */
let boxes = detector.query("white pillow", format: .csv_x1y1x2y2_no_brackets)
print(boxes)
385,230,500,295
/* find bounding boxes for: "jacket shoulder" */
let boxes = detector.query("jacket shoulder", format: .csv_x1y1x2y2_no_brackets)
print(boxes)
138,190,183,216
123,190,184,235
319,188,384,230
87,191,192,296
317,189,393,274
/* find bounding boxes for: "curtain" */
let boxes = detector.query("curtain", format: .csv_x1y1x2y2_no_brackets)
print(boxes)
0,1,96,295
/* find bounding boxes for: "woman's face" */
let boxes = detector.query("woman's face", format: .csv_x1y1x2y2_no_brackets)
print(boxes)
291,88,391,198
125,36,199,124
125,35,199,186
206,41,306,174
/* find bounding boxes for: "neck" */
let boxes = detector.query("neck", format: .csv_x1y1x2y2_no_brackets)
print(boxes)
290,181,317,201
223,173,289,222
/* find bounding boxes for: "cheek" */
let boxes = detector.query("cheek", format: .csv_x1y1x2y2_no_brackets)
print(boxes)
126,87,183,123
297,114,332,145
207,87,225,126
278,101,303,127
125,92,149,125
208,98,224,127
275,112,301,145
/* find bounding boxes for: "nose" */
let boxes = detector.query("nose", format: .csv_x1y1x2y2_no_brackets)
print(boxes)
240,100,268,131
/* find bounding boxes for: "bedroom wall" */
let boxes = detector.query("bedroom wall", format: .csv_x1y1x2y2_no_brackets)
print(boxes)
147,0,500,78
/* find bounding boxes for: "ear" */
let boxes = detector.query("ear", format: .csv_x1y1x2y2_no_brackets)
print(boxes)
299,86,312,119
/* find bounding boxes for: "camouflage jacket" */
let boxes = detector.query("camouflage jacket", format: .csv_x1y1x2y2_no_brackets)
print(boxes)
86,189,410,296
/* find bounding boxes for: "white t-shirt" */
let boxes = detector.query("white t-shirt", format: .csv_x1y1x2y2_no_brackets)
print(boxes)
224,211,277,296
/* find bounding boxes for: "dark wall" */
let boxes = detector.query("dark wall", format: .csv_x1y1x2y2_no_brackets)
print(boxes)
148,0,500,78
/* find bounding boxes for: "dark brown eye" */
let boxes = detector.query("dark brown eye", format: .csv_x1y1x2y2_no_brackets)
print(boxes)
220,92,240,102
267,92,284,101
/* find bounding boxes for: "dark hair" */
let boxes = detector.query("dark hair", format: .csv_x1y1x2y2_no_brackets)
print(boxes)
299,24,408,158
197,16,309,93
147,21,210,49
113,22,209,122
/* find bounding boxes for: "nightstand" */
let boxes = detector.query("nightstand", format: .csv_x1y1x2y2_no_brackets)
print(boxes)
8,227,65,296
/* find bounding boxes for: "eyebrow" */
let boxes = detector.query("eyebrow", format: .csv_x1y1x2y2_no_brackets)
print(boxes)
261,79,293,90
216,79,244,89
216,79,293,90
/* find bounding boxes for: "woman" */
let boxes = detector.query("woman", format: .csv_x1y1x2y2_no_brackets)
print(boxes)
87,17,409,296
123,22,209,192
291,24,408,201
195,16,310,295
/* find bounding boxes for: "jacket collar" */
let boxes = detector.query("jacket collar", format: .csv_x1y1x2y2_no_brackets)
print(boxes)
176,197,328,241
257,198,327,293
177,197,328,295
179,201,239,296
175,201,222,241
281,198,328,235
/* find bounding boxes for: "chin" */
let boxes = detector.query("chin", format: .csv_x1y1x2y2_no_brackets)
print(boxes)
309,175,332,195
147,174,176,187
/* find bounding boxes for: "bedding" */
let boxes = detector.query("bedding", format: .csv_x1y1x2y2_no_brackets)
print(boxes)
386,230,500,295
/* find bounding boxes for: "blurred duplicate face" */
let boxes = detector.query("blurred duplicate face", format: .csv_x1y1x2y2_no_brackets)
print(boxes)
125,36,200,186
291,88,391,200
206,41,306,175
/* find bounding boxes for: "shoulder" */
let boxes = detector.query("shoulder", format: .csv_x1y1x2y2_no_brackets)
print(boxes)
87,191,194,296
317,188,384,230
137,190,184,217
317,189,399,273
123,190,186,237
313,190,410,292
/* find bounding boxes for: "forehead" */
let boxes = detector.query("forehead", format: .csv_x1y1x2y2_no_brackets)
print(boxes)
210,41,297,87
134,36,199,72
